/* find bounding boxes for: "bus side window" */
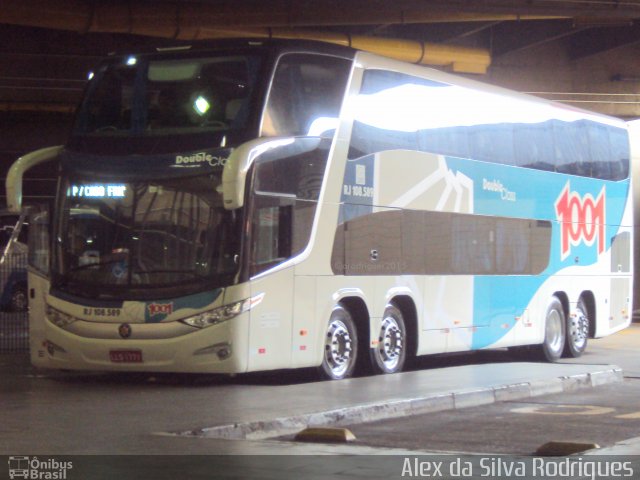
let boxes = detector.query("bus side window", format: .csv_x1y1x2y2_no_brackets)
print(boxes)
261,53,351,138
588,124,611,179
249,144,329,276
250,156,295,276
252,202,293,275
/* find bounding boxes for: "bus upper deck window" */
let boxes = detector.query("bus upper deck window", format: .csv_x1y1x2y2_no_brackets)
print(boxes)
262,54,351,138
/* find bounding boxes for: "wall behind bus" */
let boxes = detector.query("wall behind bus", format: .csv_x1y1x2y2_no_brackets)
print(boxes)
487,38,640,120
0,111,71,208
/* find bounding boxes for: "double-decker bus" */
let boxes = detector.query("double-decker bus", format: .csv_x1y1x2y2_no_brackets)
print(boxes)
7,39,633,379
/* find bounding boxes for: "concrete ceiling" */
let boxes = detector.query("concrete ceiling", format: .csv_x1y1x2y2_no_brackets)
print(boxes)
2,0,640,118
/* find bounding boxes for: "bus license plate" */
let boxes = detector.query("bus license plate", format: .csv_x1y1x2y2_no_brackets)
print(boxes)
109,350,143,363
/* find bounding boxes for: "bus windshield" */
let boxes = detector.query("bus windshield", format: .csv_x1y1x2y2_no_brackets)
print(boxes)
54,173,241,299
72,53,260,151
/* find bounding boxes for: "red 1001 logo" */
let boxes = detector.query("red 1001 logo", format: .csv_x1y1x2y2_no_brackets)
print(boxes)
555,183,606,261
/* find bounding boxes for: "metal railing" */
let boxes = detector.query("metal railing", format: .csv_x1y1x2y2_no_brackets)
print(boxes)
0,310,28,353
0,213,29,353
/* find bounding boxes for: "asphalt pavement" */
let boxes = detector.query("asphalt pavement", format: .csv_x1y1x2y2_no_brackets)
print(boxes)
1,324,639,479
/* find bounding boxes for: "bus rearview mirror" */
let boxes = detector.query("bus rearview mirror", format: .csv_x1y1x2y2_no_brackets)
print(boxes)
221,137,327,210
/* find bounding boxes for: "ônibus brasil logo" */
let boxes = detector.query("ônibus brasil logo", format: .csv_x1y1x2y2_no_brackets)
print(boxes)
8,456,73,479
555,182,606,261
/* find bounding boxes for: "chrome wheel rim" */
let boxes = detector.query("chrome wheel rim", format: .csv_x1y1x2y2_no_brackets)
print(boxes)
568,307,588,351
324,318,354,378
377,314,404,371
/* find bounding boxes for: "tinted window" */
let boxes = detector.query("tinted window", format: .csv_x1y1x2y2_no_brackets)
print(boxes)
332,209,551,276
262,54,351,138
350,69,629,180
250,142,330,276
71,54,262,155
76,55,260,137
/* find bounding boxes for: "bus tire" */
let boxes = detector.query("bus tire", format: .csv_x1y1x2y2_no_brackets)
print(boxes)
319,304,358,380
563,297,589,358
371,303,407,374
537,297,566,362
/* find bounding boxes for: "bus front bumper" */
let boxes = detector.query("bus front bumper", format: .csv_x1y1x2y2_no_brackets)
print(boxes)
36,318,249,374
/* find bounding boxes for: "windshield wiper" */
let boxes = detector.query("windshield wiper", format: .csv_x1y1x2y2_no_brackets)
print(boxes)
132,269,208,278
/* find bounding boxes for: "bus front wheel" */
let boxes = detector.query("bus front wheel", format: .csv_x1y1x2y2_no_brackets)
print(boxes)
371,303,407,374
319,304,358,380
537,297,566,362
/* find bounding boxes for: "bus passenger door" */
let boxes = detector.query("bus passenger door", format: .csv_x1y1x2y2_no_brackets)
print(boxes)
25,205,51,367
244,137,332,371
246,175,296,371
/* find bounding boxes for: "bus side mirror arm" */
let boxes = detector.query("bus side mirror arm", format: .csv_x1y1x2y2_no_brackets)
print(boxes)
220,137,296,210
6,145,63,213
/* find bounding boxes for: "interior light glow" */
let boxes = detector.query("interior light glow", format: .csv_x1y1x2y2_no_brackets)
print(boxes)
194,95,211,116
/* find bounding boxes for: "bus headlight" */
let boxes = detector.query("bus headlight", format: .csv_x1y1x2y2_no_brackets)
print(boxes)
180,293,264,329
46,305,78,328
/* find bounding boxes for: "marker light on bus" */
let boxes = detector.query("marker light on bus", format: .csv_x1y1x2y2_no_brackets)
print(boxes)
181,293,265,329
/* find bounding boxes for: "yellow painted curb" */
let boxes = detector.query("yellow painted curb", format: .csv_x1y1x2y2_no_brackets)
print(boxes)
294,427,357,443
535,441,600,456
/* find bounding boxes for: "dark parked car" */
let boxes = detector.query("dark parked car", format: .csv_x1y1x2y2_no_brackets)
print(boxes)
0,213,28,312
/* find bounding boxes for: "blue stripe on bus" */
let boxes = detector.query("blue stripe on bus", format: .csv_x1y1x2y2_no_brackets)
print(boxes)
443,155,629,348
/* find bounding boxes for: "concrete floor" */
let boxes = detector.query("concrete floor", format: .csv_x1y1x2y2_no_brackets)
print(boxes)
1,326,638,478
0,356,622,453
340,379,640,454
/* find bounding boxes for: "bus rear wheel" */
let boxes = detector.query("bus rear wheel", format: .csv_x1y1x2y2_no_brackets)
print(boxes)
371,303,407,374
319,304,358,380
563,298,589,358
537,297,566,362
